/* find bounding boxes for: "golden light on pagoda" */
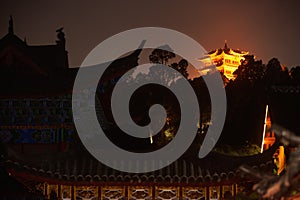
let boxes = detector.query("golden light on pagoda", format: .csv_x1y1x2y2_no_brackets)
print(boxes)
198,41,249,80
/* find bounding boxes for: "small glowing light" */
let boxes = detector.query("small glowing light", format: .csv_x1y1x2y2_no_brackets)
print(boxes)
150,130,153,144
164,129,173,138
261,105,269,153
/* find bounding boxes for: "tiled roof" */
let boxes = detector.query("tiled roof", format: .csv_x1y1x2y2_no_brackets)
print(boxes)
2,141,277,185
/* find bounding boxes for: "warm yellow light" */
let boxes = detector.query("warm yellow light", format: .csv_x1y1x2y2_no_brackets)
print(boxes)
277,146,285,175
261,105,269,153
197,43,249,80
164,129,173,138
149,129,153,144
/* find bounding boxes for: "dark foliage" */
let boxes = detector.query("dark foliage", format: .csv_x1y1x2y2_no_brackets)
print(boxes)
149,48,175,65
290,66,300,84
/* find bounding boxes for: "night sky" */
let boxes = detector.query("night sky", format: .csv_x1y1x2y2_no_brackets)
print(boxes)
1,0,300,68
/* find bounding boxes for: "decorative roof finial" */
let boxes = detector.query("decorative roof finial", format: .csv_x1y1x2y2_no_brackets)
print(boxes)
8,15,14,35
56,27,66,47
224,40,228,49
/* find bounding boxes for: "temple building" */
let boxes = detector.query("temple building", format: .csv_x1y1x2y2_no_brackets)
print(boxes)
199,41,249,80
0,18,279,199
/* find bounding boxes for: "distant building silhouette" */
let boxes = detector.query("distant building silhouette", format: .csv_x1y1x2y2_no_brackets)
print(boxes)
0,17,68,73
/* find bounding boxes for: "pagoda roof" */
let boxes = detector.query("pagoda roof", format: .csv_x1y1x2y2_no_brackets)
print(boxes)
1,138,277,185
206,41,248,57
207,48,248,57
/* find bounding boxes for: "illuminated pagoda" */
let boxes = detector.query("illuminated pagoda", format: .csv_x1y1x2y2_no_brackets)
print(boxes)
199,41,249,80
0,18,277,199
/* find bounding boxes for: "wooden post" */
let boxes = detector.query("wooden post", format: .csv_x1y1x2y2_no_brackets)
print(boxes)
152,186,155,200
125,186,128,199
179,186,182,199
206,186,210,200
98,186,101,200
220,185,223,200
44,183,48,198
71,186,75,200
233,184,237,200
58,184,61,199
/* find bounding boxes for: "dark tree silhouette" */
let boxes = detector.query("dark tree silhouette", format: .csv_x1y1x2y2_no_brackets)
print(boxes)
149,48,189,79
290,66,300,84
265,58,290,86
219,55,267,146
149,48,175,65
170,59,189,78
177,59,189,78
233,55,265,86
